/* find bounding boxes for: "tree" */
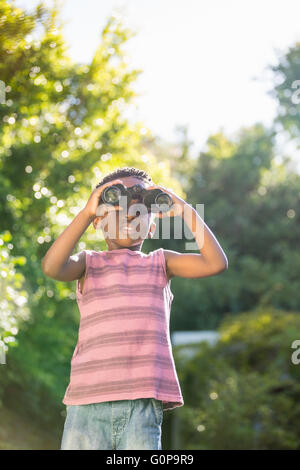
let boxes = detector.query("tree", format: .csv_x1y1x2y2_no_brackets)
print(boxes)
176,307,300,449
167,123,300,330
0,0,179,429
269,42,300,144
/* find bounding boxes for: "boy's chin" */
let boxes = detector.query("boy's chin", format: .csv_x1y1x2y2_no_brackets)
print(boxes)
115,237,143,246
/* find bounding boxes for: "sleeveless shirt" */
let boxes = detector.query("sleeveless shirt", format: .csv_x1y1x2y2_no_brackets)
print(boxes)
62,247,184,411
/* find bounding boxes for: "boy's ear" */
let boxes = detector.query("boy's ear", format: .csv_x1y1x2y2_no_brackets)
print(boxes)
93,216,101,230
148,220,156,238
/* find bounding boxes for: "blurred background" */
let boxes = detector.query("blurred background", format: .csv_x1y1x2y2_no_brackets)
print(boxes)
0,0,300,449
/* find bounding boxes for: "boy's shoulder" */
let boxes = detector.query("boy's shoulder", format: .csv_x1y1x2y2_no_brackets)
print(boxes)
155,248,172,281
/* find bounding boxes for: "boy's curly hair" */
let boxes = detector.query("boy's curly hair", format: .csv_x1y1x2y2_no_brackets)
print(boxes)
95,167,156,225
95,167,153,189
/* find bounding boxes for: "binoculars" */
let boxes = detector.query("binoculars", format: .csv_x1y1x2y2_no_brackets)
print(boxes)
99,183,173,213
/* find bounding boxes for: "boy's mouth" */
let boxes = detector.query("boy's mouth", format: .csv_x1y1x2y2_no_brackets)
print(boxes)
119,222,142,239
119,222,135,233
120,225,134,233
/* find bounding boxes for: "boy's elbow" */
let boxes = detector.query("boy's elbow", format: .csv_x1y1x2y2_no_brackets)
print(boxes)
222,257,228,270
41,257,53,277
41,257,47,274
215,258,228,273
221,260,228,272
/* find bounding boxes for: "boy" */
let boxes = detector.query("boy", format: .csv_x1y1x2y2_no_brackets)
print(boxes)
41,166,228,450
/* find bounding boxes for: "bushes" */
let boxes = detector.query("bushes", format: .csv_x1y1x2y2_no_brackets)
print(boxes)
175,306,300,449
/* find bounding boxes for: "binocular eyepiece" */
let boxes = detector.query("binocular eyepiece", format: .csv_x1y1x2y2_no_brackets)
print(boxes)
99,183,173,213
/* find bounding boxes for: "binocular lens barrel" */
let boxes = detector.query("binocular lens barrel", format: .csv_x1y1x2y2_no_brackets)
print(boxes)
155,193,171,206
104,187,121,204
101,184,173,213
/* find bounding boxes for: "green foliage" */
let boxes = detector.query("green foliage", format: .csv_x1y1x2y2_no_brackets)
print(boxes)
167,121,300,330
269,42,300,141
0,230,29,353
176,307,300,449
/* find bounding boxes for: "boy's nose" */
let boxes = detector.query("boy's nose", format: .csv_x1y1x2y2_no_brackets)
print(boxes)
126,211,141,221
126,198,143,217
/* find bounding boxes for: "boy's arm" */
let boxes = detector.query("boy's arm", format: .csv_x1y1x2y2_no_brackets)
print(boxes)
41,178,124,281
164,204,228,279
41,209,92,281
146,183,228,280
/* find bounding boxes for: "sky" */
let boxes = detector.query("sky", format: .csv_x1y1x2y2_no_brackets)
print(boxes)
14,0,300,158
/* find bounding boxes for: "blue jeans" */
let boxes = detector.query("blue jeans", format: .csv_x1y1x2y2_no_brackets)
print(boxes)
60,398,163,450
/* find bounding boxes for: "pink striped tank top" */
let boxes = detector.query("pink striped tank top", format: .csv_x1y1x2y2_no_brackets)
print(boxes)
62,247,184,411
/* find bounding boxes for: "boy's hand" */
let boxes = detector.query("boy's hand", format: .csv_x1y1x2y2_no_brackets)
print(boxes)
146,184,188,218
83,179,124,221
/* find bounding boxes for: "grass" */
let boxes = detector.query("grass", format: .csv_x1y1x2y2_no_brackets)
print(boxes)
0,405,61,450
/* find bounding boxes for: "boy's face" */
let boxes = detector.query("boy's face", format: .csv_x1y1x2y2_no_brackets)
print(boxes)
93,176,156,249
